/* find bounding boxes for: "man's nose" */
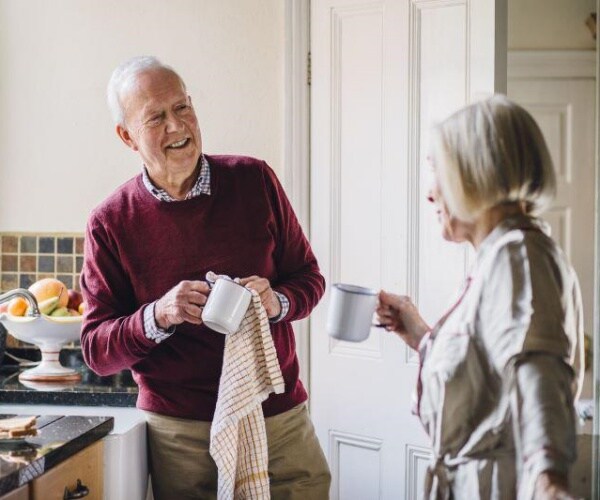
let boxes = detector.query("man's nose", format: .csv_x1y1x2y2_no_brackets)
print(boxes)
165,113,184,132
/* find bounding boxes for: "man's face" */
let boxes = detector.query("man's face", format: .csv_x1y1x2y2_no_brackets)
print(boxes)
117,68,202,178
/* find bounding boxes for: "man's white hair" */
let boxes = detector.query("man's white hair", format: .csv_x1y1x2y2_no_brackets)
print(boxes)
106,56,186,126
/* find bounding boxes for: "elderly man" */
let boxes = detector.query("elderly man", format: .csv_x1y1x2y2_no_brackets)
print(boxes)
80,56,331,499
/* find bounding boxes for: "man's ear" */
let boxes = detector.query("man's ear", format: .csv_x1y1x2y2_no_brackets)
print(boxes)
116,124,138,151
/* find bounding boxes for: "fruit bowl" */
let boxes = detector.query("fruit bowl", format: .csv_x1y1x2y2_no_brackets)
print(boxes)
0,313,82,382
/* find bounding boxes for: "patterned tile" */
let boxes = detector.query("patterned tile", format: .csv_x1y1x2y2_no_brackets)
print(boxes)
38,255,55,273
20,255,36,272
39,237,55,254
1,273,18,291
75,237,85,254
57,237,74,254
1,236,18,253
1,255,18,272
20,236,37,254
57,256,74,273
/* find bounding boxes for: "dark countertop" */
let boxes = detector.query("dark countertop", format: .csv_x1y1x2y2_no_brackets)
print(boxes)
0,414,114,496
0,348,138,407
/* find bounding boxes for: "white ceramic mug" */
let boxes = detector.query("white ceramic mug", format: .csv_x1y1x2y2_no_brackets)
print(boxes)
201,278,253,334
327,283,380,342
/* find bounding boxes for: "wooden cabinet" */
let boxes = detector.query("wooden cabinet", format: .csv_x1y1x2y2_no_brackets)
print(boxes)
0,485,28,500
30,440,103,500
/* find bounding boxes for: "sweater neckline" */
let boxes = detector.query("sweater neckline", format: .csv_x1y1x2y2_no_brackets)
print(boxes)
135,159,218,206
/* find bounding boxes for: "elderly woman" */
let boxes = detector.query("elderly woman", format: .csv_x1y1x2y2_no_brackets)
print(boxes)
377,95,583,499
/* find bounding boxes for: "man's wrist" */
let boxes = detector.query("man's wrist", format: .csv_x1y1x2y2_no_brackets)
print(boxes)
144,302,175,343
270,291,289,323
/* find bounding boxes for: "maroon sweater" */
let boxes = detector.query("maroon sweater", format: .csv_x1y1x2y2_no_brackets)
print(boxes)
80,155,325,420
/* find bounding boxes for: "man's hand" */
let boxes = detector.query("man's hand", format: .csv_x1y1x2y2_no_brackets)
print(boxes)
154,280,211,329
239,276,281,319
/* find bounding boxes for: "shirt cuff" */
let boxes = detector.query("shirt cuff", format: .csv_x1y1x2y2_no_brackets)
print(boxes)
143,302,176,344
269,291,290,323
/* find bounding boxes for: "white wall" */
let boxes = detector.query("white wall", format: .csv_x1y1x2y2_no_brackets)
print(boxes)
509,0,596,49
0,0,285,233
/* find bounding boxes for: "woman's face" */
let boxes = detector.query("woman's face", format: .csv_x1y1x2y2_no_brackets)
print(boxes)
427,164,472,243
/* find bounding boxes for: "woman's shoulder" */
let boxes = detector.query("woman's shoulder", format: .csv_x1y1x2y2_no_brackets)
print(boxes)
478,218,572,284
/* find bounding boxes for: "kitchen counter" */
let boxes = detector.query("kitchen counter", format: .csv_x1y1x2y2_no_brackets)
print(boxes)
0,348,138,407
0,414,114,496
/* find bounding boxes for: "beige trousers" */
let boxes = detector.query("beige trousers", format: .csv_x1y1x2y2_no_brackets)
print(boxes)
145,403,331,500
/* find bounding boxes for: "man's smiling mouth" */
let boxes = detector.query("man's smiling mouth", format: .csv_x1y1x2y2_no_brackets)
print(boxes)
167,138,189,149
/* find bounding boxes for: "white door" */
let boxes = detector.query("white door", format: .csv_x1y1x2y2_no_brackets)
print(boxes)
507,56,596,346
309,1,507,498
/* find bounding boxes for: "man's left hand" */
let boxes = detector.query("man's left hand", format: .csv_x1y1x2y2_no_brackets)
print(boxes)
239,276,281,319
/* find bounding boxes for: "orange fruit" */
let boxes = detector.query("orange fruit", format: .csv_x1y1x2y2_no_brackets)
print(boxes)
8,297,28,316
28,278,68,308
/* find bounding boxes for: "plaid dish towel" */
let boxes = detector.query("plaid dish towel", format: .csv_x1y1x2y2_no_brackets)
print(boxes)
209,283,285,500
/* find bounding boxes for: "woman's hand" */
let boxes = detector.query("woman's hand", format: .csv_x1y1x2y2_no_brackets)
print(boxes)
239,275,282,319
376,291,430,350
534,471,579,500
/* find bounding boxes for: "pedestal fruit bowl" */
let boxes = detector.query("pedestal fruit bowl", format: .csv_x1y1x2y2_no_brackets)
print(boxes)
0,288,82,382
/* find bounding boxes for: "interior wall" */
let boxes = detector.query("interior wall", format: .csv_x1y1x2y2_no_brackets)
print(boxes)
0,0,285,233
508,0,596,49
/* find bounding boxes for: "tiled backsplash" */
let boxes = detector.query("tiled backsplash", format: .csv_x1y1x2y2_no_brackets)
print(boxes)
0,233,85,348
0,233,85,293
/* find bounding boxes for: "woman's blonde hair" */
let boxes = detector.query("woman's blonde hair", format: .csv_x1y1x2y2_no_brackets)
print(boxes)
430,94,556,221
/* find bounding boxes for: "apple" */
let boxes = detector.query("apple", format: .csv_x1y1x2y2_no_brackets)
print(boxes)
78,301,86,315
67,289,83,311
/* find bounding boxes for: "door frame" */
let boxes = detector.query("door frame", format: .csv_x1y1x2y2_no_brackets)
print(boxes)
283,0,311,386
594,1,600,496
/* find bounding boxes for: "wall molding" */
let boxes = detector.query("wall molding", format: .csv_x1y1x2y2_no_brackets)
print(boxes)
508,50,596,80
405,444,431,500
329,430,383,500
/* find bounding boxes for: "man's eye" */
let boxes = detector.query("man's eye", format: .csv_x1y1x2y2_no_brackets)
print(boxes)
147,115,162,125
176,104,190,113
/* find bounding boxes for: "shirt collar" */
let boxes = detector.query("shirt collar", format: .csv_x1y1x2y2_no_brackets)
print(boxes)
141,154,211,202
